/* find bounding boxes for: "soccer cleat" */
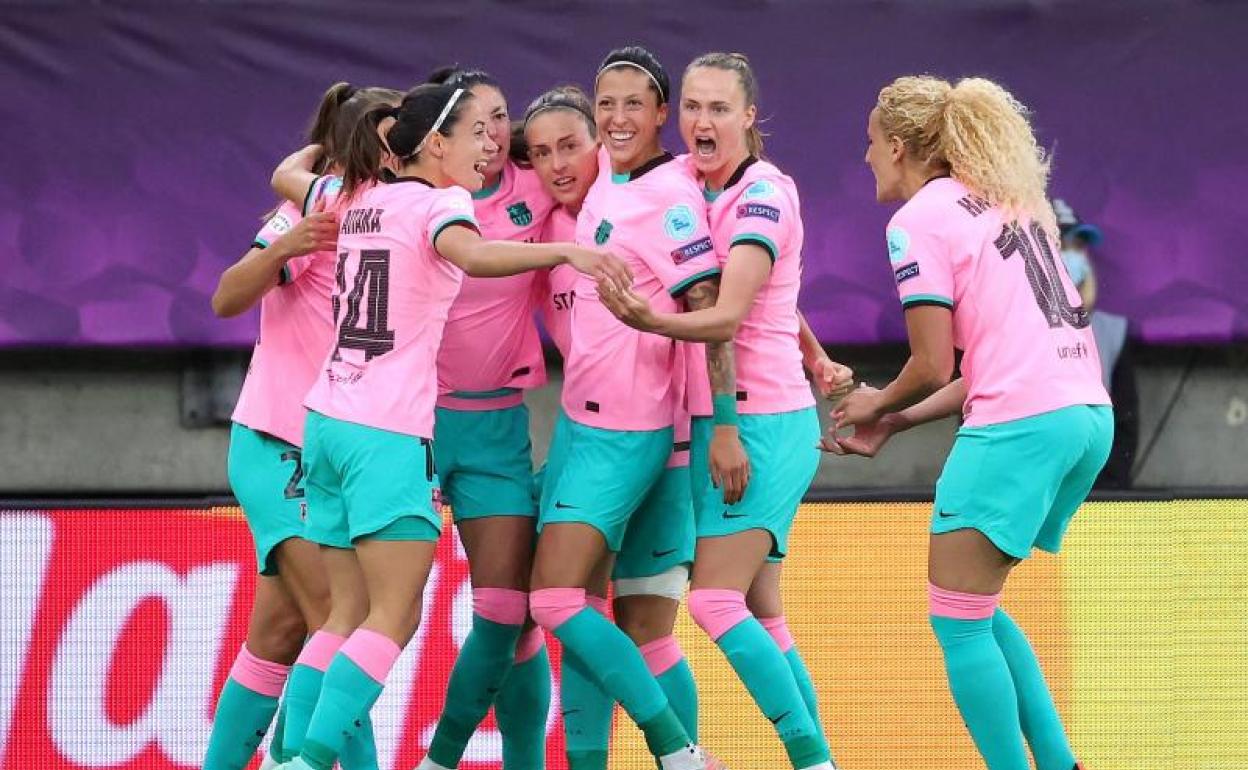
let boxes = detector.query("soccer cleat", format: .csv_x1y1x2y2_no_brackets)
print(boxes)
659,744,728,770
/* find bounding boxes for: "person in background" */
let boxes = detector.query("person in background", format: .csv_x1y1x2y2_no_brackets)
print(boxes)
1053,198,1137,488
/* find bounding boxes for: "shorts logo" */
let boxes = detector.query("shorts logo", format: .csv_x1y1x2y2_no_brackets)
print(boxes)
743,179,776,200
663,204,698,241
594,219,614,245
671,236,713,264
268,212,293,235
299,501,308,521
894,261,921,284
886,226,910,264
507,201,533,227
737,203,780,222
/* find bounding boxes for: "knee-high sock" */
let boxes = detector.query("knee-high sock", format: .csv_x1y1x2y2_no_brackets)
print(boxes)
991,608,1077,770
265,700,286,765
337,704,379,770
203,645,290,770
426,588,527,767
300,629,401,770
494,626,552,770
560,595,614,770
531,587,689,759
283,631,344,759
929,585,1029,770
640,635,698,743
760,616,827,747
688,589,828,769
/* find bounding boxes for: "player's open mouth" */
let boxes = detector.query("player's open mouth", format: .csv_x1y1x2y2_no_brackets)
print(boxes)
695,137,717,158
553,175,576,190
473,160,488,173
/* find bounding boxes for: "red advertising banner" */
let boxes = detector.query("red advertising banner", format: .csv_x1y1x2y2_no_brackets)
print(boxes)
0,508,563,770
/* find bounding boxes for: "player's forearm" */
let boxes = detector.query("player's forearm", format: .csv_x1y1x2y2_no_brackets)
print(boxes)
651,304,741,343
796,309,826,370
456,239,564,277
876,352,952,415
271,146,323,207
211,243,292,318
681,279,738,396
651,275,744,343
890,377,967,431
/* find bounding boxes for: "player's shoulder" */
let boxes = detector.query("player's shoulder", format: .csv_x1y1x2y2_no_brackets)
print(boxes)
729,158,798,211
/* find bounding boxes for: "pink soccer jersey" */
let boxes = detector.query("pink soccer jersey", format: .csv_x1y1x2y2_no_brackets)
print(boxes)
537,205,579,359
303,176,474,438
704,157,815,416
231,200,337,447
563,154,722,431
887,177,1110,427
435,161,556,408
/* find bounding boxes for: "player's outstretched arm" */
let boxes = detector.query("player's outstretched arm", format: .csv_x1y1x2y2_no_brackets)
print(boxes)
435,225,632,289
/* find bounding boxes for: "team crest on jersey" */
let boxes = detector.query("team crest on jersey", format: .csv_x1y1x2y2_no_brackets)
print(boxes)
594,219,614,245
663,204,697,240
507,201,533,227
743,180,776,200
886,226,910,264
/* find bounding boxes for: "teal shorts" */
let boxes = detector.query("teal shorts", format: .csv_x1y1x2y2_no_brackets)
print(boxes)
538,411,672,552
613,464,695,581
302,410,442,548
227,423,308,576
434,402,536,522
933,404,1114,559
692,408,821,559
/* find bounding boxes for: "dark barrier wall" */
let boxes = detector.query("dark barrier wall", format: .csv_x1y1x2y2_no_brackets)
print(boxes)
1,1,1244,346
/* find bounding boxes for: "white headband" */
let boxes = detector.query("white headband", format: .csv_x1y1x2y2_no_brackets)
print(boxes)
414,87,466,155
595,61,666,102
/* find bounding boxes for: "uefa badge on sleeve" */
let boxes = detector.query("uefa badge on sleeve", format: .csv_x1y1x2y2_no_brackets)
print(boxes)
507,201,533,227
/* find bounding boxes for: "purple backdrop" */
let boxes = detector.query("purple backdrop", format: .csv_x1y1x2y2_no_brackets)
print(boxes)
1,1,1244,346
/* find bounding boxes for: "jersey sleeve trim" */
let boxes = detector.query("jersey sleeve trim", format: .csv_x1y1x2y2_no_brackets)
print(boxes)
731,233,778,263
901,293,954,309
278,264,293,285
301,176,325,217
430,216,481,246
669,267,722,298
252,238,270,249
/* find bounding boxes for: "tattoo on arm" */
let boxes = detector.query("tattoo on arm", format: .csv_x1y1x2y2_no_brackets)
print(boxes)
684,279,736,396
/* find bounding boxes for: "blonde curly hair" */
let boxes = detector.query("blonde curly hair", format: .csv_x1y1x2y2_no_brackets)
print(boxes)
876,75,1056,233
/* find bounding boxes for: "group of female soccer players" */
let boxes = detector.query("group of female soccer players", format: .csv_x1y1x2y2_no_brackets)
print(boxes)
206,43,1110,770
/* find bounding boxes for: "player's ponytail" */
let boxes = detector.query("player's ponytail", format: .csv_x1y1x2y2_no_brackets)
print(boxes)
341,103,396,201
939,78,1055,233
305,81,357,174
877,75,1055,232
341,84,475,201
685,52,765,157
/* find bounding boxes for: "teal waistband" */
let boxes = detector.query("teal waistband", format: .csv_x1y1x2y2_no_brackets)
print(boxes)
447,387,521,400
